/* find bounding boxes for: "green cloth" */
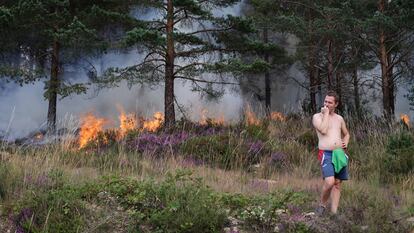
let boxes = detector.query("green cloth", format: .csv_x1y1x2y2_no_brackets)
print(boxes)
332,148,348,173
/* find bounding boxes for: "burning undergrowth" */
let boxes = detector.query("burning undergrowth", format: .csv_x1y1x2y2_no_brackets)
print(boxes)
70,108,292,170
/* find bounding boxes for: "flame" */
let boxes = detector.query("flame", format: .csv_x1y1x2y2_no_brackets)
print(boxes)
270,112,286,122
34,133,43,140
245,105,260,125
78,113,107,149
400,114,410,127
118,110,137,139
143,112,164,132
200,109,225,125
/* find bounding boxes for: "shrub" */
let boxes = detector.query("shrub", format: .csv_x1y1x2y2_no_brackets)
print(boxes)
180,134,268,169
102,170,227,233
245,124,268,141
341,185,411,233
12,185,87,232
219,190,312,232
127,132,190,155
384,131,414,176
297,130,318,150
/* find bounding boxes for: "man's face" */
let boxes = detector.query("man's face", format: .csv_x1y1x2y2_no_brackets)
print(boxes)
324,96,338,113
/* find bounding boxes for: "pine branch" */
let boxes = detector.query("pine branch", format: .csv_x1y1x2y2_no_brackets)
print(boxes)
175,76,238,85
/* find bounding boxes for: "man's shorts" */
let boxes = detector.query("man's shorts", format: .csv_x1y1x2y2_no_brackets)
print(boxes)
318,150,349,180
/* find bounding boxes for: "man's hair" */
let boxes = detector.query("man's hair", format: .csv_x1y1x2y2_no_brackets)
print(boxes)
326,90,339,103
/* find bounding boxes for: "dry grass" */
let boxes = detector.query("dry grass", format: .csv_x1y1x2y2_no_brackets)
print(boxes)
1,114,413,233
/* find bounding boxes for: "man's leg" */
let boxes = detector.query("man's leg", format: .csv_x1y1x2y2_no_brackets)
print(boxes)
320,176,335,207
330,179,342,214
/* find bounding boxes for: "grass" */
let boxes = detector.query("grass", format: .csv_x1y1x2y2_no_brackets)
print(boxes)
0,114,413,232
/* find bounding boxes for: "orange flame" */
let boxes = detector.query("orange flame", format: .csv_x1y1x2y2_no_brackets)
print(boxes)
34,133,43,140
118,110,137,139
270,112,287,122
400,114,410,127
78,113,107,149
245,105,260,125
143,112,164,132
200,109,225,126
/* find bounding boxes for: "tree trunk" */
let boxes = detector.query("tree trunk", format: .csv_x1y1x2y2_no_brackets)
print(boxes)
378,0,393,119
335,45,343,112
335,70,343,112
387,53,395,116
317,68,323,105
263,28,271,116
164,0,175,129
47,40,60,133
307,10,317,113
327,38,334,90
353,65,361,117
309,43,317,113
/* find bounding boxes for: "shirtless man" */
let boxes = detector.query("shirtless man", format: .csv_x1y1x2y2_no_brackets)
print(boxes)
312,90,350,215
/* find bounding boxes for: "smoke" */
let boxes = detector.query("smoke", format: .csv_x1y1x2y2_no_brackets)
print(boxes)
1,1,412,140
0,49,244,140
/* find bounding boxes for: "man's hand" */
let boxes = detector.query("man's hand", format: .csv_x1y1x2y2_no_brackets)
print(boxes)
342,141,347,149
321,106,329,115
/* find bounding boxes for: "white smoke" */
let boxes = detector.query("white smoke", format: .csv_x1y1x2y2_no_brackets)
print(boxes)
0,3,248,140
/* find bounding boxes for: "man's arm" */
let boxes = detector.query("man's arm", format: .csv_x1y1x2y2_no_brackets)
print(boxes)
312,113,329,135
341,117,350,148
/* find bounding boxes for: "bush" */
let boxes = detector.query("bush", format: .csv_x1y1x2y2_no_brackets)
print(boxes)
384,131,414,176
245,124,268,141
102,170,227,233
12,185,87,232
180,134,268,169
221,190,312,233
341,185,411,233
297,130,318,151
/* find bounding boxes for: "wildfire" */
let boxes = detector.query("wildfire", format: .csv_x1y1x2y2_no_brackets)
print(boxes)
200,109,225,126
78,113,107,149
143,112,164,132
34,133,43,140
400,114,410,127
270,112,286,122
118,110,137,139
245,105,260,125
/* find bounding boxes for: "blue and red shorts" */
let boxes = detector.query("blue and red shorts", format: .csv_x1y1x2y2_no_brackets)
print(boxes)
318,150,349,180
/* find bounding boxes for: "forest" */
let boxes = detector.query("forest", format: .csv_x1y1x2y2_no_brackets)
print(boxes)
0,1,413,232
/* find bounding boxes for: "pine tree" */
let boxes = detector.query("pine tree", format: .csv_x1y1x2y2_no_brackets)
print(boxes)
357,0,414,118
243,0,291,116
101,0,259,128
0,0,140,132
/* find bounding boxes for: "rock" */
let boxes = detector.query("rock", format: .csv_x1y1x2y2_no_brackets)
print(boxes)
406,216,414,225
361,225,369,231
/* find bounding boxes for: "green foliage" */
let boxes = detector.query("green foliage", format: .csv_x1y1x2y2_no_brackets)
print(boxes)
221,190,312,232
245,124,268,141
0,6,13,26
296,130,318,150
207,58,271,75
101,171,227,233
179,133,268,169
384,131,414,176
342,185,411,233
406,84,414,110
12,170,87,233
0,163,9,199
180,134,242,169
124,27,165,47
